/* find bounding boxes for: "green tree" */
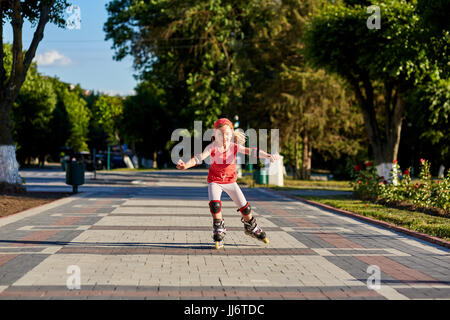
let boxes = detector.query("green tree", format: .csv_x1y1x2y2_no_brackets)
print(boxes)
51,81,91,152
274,67,365,179
64,88,90,152
403,78,450,172
235,0,365,179
416,0,450,39
104,0,372,176
303,0,448,179
93,95,124,146
46,81,71,161
13,64,57,166
104,0,273,128
1,0,70,192
122,80,169,167
93,94,135,166
84,90,108,153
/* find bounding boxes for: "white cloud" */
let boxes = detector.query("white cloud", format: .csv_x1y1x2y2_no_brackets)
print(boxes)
34,50,72,66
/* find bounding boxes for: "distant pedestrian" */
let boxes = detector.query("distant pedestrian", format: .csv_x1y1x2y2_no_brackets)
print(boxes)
176,118,278,249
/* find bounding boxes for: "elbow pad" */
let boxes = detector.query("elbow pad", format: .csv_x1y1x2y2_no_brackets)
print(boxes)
193,154,202,165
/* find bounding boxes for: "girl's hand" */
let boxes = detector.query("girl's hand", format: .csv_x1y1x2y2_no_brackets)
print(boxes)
176,159,186,170
268,153,280,163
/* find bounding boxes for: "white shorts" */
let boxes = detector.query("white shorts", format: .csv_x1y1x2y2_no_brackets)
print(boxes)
208,182,247,209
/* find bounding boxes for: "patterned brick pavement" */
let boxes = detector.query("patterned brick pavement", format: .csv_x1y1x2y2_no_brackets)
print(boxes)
0,170,448,300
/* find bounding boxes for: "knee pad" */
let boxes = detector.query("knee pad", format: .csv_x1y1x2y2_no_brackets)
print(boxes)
238,202,251,216
209,200,222,214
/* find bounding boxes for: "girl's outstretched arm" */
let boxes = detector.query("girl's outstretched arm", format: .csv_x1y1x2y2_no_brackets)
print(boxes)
176,143,213,170
237,145,279,163
256,149,280,163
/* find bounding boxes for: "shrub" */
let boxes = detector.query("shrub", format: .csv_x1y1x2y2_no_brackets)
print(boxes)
350,161,383,200
433,171,450,212
351,158,450,214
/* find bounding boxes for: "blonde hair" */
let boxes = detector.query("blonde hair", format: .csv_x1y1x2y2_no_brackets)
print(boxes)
214,124,247,146
233,129,246,145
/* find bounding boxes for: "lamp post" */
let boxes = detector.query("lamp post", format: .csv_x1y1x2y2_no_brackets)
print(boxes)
107,146,111,171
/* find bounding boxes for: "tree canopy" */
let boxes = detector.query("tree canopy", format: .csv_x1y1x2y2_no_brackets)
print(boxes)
303,0,449,176
1,0,448,180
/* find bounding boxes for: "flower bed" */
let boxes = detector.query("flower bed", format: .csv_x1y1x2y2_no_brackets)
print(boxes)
350,159,449,216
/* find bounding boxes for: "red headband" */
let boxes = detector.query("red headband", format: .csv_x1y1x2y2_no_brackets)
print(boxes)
214,118,234,129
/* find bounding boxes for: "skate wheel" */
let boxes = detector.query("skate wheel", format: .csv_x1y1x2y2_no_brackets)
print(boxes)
262,238,269,244
215,241,224,250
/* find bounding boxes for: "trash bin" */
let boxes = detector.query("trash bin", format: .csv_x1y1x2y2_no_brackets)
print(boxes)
66,162,85,193
61,158,66,172
253,168,268,185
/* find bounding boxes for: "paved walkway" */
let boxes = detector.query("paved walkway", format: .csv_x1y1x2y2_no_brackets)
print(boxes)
0,168,448,299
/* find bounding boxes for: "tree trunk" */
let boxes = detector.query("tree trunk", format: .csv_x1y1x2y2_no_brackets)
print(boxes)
294,135,301,179
0,99,25,192
307,140,312,179
0,98,14,145
349,75,406,179
0,1,54,193
301,133,311,180
374,93,405,180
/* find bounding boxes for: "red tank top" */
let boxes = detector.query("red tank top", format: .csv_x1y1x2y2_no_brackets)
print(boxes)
207,142,239,184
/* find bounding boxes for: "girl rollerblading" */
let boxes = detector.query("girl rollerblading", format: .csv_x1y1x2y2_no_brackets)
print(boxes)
176,118,278,249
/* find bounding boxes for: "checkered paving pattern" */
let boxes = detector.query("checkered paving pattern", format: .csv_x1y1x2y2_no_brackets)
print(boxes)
0,174,448,300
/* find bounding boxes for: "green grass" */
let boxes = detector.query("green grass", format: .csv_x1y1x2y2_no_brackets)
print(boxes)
282,177,352,190
295,194,450,241
238,176,352,191
237,176,449,241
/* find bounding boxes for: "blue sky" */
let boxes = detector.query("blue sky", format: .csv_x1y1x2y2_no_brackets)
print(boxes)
3,0,137,96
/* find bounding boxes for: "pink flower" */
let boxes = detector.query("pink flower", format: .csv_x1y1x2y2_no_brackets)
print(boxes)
393,159,398,163
404,169,410,175
354,165,361,171
420,158,425,164
365,161,371,167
